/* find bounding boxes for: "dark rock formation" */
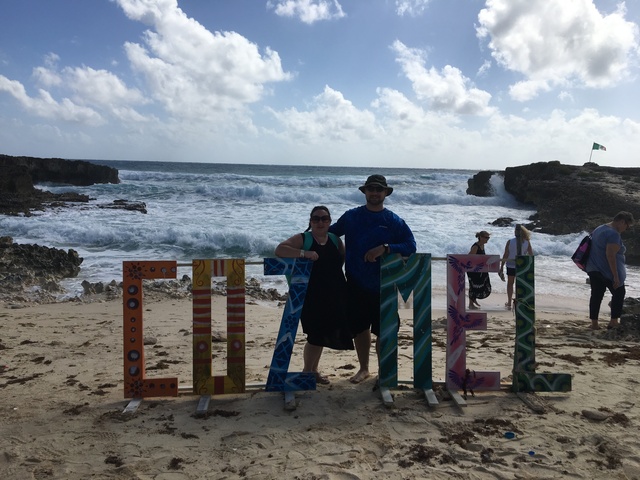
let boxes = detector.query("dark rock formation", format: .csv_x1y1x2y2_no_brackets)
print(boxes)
0,185,91,216
0,236,83,303
98,199,147,214
0,165,34,194
0,154,120,215
467,161,640,264
0,236,82,277
0,154,119,186
466,170,496,197
491,217,515,227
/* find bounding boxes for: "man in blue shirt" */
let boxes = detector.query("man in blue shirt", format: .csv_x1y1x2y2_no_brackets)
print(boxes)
330,175,416,383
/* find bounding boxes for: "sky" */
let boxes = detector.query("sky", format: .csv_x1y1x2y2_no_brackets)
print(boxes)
0,0,639,170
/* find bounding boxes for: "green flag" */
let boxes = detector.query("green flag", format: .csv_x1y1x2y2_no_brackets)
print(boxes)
592,142,607,151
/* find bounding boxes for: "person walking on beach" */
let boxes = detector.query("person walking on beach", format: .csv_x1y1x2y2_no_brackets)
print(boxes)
585,211,634,330
468,230,492,310
276,206,354,385
330,175,416,384
499,224,533,310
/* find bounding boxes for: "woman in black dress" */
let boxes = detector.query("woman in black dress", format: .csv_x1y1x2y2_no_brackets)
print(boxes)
275,206,353,384
468,230,492,310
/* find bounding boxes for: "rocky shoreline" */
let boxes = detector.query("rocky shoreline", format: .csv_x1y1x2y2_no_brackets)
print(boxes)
0,154,287,304
0,154,147,215
0,235,286,306
2,154,640,302
0,236,83,304
467,161,640,265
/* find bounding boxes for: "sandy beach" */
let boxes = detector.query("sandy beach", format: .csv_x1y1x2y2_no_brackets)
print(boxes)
2,289,640,480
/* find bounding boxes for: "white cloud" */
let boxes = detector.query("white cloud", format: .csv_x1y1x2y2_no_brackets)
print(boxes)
267,0,345,24
63,66,148,107
114,0,174,26
0,0,295,155
43,52,60,68
477,60,491,77
392,40,495,115
371,87,467,154
558,91,574,103
33,53,63,87
1,0,638,168
30,62,149,122
269,85,379,142
508,79,552,102
0,76,103,125
395,0,431,17
372,88,428,130
477,0,640,101
117,0,292,124
32,66,62,87
4,0,294,132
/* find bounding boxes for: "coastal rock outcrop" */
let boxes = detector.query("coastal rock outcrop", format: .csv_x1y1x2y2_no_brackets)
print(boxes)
0,234,287,304
0,154,119,186
467,161,640,264
0,236,83,303
98,199,148,214
0,154,119,215
0,180,91,216
465,170,495,197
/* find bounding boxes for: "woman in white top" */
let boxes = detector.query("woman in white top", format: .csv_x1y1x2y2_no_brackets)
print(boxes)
499,224,533,310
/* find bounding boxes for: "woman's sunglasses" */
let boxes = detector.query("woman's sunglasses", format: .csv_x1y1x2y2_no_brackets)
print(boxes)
311,215,331,223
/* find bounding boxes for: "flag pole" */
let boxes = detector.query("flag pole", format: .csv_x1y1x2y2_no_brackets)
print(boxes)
589,142,607,164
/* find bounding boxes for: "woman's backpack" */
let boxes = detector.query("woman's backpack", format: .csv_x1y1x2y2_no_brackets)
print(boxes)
571,234,592,271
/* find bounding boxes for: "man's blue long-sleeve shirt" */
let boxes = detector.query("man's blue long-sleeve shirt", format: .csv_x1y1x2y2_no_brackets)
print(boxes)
330,205,416,293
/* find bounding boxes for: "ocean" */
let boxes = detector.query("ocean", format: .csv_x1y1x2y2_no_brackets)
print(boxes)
2,161,638,304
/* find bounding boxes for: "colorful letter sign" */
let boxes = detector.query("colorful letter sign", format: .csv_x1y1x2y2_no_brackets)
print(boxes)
121,253,571,402
379,253,432,389
512,256,571,392
263,257,316,391
192,259,246,395
446,254,501,393
123,261,179,398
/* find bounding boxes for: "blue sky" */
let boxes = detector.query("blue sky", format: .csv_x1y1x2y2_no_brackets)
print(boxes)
1,0,638,169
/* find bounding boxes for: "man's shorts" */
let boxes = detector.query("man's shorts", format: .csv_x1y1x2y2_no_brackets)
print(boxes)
347,281,399,337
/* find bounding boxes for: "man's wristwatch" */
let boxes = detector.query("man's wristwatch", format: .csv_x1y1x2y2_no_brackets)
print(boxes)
383,244,390,254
